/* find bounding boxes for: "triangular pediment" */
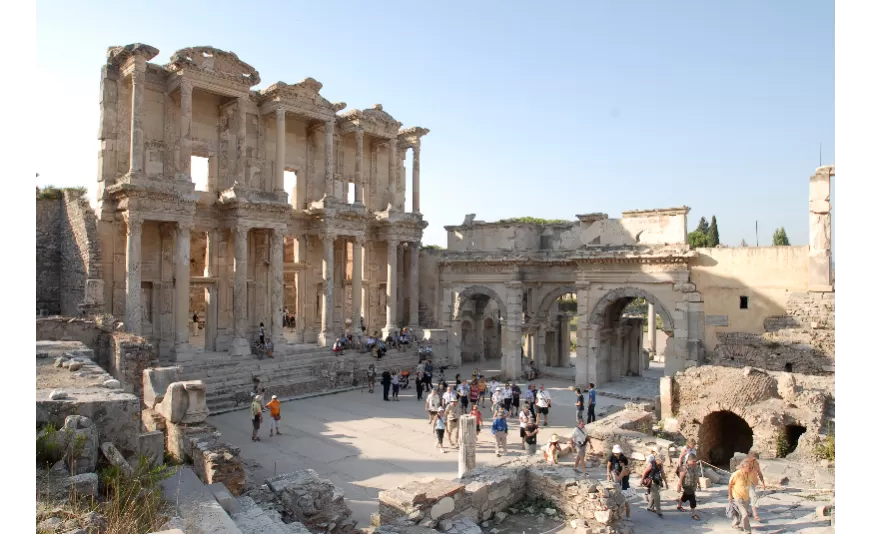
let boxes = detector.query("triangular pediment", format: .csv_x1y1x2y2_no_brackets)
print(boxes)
167,46,261,87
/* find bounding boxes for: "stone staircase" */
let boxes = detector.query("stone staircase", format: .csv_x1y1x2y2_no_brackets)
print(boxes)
232,496,311,534
172,343,421,413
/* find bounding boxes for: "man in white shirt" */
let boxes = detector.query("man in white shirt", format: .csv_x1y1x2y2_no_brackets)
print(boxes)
491,387,503,414
536,385,552,426
571,420,593,475
442,385,457,406
518,404,532,450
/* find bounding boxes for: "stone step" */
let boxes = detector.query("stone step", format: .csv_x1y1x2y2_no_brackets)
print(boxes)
160,466,242,534
232,495,311,534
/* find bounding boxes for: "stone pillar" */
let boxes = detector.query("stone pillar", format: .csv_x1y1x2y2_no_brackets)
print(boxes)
501,281,524,380
411,144,421,213
173,221,193,359
128,67,146,175
270,229,285,346
351,238,363,337
408,243,419,328
648,303,656,354
809,166,834,291
236,99,247,185
559,315,570,367
318,234,335,346
388,138,398,207
230,225,251,356
458,414,477,478
295,237,308,342
324,119,335,198
178,79,193,181
275,108,286,194
204,229,220,351
354,128,364,205
124,214,143,335
383,238,398,337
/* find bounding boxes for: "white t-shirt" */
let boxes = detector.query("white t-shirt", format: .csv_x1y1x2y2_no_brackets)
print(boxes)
572,427,588,447
427,394,440,411
536,390,551,408
442,390,457,404
492,390,503,404
489,381,499,394
519,411,531,428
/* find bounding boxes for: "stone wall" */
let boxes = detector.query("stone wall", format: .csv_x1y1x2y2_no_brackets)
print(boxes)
418,248,443,327
108,332,158,398
36,316,104,349
37,199,63,315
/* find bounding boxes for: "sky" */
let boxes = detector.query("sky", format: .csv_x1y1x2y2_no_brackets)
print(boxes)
35,0,834,248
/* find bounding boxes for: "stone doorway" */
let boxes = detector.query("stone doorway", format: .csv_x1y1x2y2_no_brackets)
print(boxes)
190,279,218,352
699,410,754,468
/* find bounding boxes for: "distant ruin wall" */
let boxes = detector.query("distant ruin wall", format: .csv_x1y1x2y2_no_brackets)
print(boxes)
418,248,443,327
37,199,63,315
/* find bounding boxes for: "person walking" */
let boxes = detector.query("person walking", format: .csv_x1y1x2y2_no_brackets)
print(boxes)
587,383,597,423
423,360,433,391
491,409,509,457
677,438,698,473
510,382,522,417
523,417,539,456
677,453,702,521
524,385,537,421
265,395,282,437
446,399,461,447
471,404,483,435
574,387,585,423
469,378,479,408
431,407,447,453
391,370,400,401
259,322,266,344
728,460,753,532
746,451,766,523
571,420,592,475
381,369,392,402
491,386,503,415
415,372,425,401
608,445,631,491
536,385,552,426
477,378,488,409
426,388,441,423
518,404,532,450
488,378,500,407
251,395,263,442
457,379,470,414
641,453,667,518
367,363,376,393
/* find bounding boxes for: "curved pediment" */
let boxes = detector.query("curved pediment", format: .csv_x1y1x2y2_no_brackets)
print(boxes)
340,104,403,136
106,43,160,67
259,78,342,119
167,46,261,87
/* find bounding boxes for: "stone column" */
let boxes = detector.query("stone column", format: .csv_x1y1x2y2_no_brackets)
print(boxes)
173,221,193,359
236,99,247,185
809,166,834,291
324,119,335,198
230,225,251,356
354,128,364,205
177,79,193,181
270,229,285,346
647,303,657,354
318,234,335,346
412,144,421,213
383,238,398,337
501,281,524,380
351,237,363,337
458,414,477,478
128,67,146,175
275,108,286,194
559,315,571,367
408,242,419,328
204,229,220,351
124,214,143,334
388,138,398,207
295,237,308,342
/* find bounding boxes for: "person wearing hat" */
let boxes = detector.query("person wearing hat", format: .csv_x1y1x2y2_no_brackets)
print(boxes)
431,406,448,453
491,409,509,457
445,398,461,447
544,434,565,465
265,394,282,437
251,395,263,442
572,420,593,475
607,445,629,486
491,386,504,415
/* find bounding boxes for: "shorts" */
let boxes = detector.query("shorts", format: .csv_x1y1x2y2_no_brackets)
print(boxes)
512,397,520,407
476,425,480,433
252,416,261,430
538,406,549,415
461,396,469,407
621,476,630,491
749,485,759,508
679,491,697,508
520,427,527,439
575,444,587,457
428,410,439,416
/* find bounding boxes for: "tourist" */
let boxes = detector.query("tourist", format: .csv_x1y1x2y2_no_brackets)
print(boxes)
746,450,766,523
471,404,483,435
415,372,425,401
641,454,667,518
251,395,263,442
587,383,597,423
192,312,199,336
544,435,564,465
644,446,658,504
574,387,585,423
491,386,503,414
524,385,537,420
489,378,500,406
367,363,376,393
458,379,470,414
446,399,461,447
442,385,457,407
472,367,480,381
608,445,631,491
523,416,539,456
535,384,552,426
677,453,701,521
728,460,753,532
264,337,274,358
572,420,592,475
332,337,344,353
510,382,522,417
289,314,296,330
381,369,392,402
477,378,488,408
491,409,509,457
259,322,266,345
423,360,434,391
265,394,281,437
432,407,447,453
677,438,698,473
469,378,480,408
454,373,462,387
518,403,532,450
426,388,441,423
391,370,401,401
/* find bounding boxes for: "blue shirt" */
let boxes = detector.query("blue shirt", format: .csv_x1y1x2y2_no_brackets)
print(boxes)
434,415,446,430
491,417,508,434
588,389,596,404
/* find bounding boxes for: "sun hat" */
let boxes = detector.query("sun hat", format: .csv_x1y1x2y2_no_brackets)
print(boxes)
437,407,444,412
612,444,623,454
272,395,278,399
549,435,560,443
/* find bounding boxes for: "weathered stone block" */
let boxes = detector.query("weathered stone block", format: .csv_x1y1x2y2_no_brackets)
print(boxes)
65,473,99,498
143,366,180,409
155,380,209,424
100,441,133,476
138,430,165,466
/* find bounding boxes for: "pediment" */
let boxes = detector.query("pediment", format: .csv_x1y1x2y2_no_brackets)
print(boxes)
167,46,260,87
106,43,160,68
341,104,402,128
259,78,340,116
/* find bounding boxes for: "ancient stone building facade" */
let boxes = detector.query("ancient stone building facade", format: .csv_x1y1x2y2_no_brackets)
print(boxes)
93,43,427,360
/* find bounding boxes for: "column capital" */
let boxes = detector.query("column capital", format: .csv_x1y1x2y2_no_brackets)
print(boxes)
233,224,252,238
124,213,143,234
275,107,287,120
176,220,195,232
179,78,194,94
271,226,287,239
354,127,364,140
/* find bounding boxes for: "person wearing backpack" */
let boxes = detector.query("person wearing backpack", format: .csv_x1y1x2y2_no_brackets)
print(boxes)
571,420,593,475
642,454,668,518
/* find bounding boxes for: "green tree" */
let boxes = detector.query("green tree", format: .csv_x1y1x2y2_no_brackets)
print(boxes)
687,231,708,249
773,227,790,246
707,216,720,247
695,217,709,235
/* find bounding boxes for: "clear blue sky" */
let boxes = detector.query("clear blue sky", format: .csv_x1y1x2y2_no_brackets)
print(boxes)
36,0,833,248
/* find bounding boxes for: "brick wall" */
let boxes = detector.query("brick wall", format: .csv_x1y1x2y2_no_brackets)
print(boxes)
109,332,158,398
36,199,62,315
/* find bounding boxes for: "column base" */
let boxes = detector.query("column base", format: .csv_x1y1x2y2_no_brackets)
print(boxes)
172,342,195,362
229,337,251,356
317,331,334,347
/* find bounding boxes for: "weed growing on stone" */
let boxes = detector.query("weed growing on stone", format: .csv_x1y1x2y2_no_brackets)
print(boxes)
36,423,61,465
813,423,835,462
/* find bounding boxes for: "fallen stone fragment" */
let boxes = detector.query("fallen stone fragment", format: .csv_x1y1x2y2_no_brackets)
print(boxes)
64,473,98,498
49,389,68,400
102,379,121,389
100,442,133,476
68,361,83,372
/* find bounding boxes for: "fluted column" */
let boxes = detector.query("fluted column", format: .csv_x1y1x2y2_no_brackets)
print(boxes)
502,281,524,380
351,238,363,337
324,119,335,199
318,234,335,346
128,68,146,175
647,303,656,354
354,128,364,204
236,99,247,184
230,225,251,355
412,144,421,213
178,79,193,181
124,214,143,334
382,238,398,337
388,138,398,207
275,108,286,194
173,221,193,359
270,229,285,346
408,242,419,328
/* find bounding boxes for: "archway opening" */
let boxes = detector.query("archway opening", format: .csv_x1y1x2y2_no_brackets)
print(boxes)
779,424,807,457
596,296,650,381
699,410,754,468
458,292,502,364
483,317,498,360
535,289,579,368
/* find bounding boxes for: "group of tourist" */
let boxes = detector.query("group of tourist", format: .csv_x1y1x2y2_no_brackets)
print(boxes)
248,393,282,442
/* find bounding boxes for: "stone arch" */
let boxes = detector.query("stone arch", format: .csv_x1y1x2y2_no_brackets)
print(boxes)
588,286,675,332
698,410,754,467
454,285,507,320
535,285,580,320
